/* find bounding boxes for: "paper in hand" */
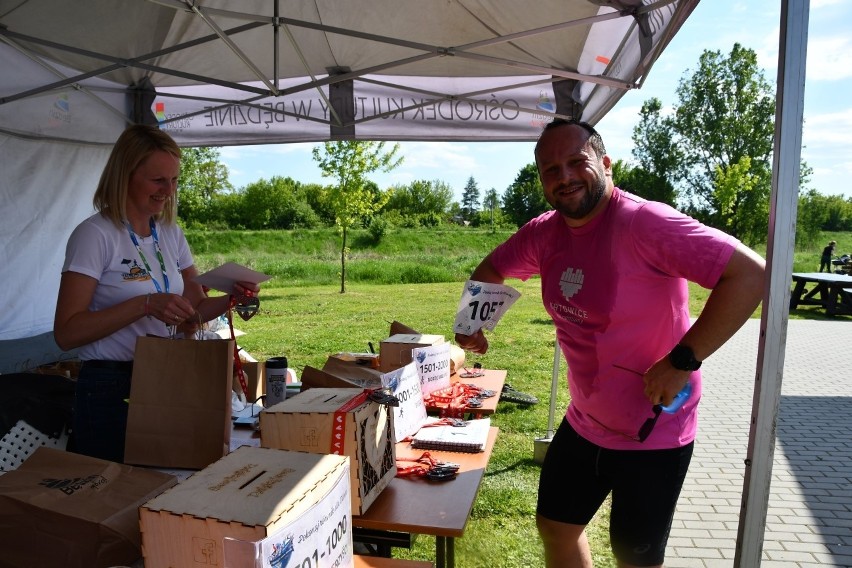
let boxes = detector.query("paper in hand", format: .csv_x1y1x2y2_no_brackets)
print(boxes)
453,280,521,335
193,262,272,294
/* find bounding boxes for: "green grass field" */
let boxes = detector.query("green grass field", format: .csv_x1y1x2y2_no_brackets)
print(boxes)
188,227,849,567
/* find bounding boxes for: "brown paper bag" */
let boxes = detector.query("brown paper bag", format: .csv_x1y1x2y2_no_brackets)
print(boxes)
124,336,234,469
0,446,176,568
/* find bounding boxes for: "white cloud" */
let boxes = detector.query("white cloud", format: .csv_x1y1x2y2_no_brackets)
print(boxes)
811,0,845,8
803,108,852,148
397,142,477,174
805,35,852,81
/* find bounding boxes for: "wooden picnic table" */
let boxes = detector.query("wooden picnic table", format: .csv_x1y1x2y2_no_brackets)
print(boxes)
790,272,852,316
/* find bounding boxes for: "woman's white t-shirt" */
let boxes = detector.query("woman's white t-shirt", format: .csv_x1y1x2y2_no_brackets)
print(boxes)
62,213,193,361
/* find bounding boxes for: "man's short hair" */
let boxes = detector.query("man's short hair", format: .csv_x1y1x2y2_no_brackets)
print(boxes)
535,118,607,159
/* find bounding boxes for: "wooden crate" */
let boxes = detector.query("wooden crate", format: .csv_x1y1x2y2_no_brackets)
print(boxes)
139,446,352,568
260,388,397,514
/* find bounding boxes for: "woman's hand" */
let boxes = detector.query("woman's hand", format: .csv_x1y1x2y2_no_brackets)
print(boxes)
233,281,260,297
147,292,196,325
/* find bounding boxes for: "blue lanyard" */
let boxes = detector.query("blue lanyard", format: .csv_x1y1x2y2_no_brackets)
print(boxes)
125,217,170,294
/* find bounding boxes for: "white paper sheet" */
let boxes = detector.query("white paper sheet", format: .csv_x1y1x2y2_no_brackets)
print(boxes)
193,262,272,294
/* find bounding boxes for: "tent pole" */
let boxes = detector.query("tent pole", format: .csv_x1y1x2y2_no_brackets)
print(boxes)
547,340,560,438
734,0,809,565
534,340,561,464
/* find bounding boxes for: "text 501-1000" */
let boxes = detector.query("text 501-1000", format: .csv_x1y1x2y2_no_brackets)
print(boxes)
295,516,349,568
467,300,505,322
418,360,449,374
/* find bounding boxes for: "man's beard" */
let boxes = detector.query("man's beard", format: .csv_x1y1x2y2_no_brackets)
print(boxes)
551,176,606,220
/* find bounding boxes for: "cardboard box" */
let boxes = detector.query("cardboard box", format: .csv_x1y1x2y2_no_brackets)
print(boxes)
140,446,353,568
301,365,363,392
389,321,466,374
0,447,177,568
260,388,396,514
379,333,445,372
322,354,384,388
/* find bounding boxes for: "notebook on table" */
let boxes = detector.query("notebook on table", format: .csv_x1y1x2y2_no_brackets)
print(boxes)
410,417,490,453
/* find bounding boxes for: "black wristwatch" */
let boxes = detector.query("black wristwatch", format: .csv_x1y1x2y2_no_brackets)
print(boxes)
668,344,702,371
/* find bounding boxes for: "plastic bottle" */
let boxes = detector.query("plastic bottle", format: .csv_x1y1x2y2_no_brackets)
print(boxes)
660,380,692,414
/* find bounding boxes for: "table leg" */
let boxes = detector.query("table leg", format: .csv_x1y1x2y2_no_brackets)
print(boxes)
790,280,807,309
826,284,840,315
435,536,454,568
804,283,826,302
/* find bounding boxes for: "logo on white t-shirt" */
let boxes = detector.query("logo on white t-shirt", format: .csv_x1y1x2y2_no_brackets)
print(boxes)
120,258,151,283
559,267,584,300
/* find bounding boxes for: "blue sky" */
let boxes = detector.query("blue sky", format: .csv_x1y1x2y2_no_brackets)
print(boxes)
218,0,851,203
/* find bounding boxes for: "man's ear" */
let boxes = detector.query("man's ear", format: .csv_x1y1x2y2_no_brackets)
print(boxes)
602,154,612,176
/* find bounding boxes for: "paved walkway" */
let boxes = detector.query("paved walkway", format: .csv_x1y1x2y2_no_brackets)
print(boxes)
666,319,852,568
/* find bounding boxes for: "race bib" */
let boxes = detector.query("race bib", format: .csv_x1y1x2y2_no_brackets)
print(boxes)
453,280,521,335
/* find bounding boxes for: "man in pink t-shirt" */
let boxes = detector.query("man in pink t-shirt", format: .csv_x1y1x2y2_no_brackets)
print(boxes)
455,119,765,568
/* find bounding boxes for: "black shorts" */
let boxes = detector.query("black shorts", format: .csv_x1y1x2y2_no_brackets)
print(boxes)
537,418,693,567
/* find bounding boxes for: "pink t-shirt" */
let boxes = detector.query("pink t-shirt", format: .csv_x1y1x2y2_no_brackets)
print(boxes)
490,189,737,449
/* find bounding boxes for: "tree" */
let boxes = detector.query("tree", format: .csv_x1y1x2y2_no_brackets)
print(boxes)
796,190,852,247
301,182,336,226
461,176,481,222
713,156,767,246
631,44,778,244
611,159,676,206
482,187,499,232
384,179,453,224
502,164,549,226
238,176,321,230
674,44,775,242
312,141,402,292
631,98,682,198
794,189,825,250
177,147,233,226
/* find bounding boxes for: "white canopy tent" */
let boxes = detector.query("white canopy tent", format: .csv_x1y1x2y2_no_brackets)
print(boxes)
1,0,698,346
0,0,811,565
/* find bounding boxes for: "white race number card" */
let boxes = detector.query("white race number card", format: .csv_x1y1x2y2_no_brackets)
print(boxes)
453,280,521,335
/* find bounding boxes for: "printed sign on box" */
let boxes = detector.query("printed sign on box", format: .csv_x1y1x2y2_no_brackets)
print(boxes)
381,362,427,443
413,342,452,396
257,470,352,568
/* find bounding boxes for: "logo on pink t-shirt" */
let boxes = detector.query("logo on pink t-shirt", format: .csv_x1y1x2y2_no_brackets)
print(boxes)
559,267,584,299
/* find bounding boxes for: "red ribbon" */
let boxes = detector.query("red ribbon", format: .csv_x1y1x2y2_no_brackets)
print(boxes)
395,451,438,477
330,389,372,455
423,383,484,418
227,295,249,399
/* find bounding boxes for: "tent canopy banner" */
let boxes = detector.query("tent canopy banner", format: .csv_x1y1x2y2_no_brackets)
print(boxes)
1,0,697,145
157,75,560,145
